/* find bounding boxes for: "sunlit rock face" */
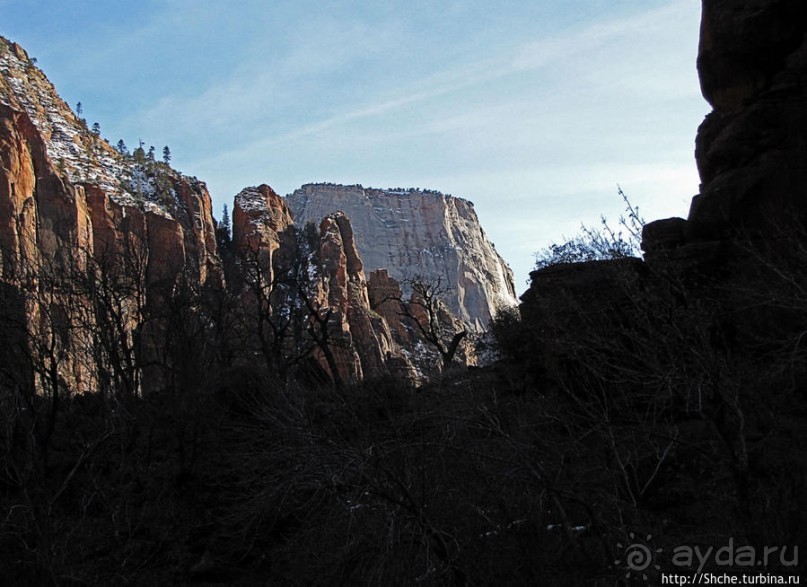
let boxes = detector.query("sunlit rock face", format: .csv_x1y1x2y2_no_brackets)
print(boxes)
0,35,222,394
313,212,401,382
287,183,518,332
232,184,296,289
231,189,420,383
0,31,515,394
0,35,222,289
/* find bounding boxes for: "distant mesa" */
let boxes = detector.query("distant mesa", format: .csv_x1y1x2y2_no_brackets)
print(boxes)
287,182,518,332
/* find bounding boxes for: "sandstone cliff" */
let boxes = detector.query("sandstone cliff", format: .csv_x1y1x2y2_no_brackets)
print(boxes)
0,32,511,393
642,0,807,263
524,0,807,364
287,183,518,332
0,35,221,395
231,186,419,383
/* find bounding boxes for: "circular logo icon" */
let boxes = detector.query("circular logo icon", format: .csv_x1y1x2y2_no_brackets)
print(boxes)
615,533,662,580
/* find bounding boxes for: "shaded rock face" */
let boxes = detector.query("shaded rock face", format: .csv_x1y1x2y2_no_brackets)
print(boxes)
0,36,221,394
643,0,807,258
368,268,476,372
514,5,807,553
287,183,518,332
313,213,398,382
527,0,807,370
697,0,806,114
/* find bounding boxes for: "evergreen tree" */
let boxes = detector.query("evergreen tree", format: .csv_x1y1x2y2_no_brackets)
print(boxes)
147,146,156,161
216,204,231,249
76,102,82,117
116,139,128,156
162,145,171,165
92,122,101,136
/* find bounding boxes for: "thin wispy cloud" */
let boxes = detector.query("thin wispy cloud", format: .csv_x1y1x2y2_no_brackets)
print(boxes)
1,0,707,287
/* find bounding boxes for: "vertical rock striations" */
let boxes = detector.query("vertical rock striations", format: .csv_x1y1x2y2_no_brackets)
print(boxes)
0,35,221,394
287,183,518,332
231,189,417,384
0,32,515,392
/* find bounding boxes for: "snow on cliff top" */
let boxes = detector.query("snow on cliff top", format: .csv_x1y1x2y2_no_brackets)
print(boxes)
235,186,272,213
0,37,174,218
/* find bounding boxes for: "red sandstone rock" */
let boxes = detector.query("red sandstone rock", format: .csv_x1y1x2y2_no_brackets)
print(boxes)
0,38,223,394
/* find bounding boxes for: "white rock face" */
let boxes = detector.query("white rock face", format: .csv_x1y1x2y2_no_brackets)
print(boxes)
287,183,518,331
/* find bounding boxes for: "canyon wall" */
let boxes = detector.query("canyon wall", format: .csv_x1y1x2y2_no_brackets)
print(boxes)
0,36,221,395
523,0,807,362
287,183,518,332
231,185,426,383
0,33,512,392
643,0,807,264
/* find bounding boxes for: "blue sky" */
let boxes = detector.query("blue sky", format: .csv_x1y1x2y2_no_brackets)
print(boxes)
1,0,708,288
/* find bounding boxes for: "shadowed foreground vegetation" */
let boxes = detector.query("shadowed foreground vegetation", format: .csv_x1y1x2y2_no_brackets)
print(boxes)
2,221,807,585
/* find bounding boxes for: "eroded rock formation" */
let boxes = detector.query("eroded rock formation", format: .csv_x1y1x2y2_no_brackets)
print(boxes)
287,183,518,332
230,188,420,384
523,0,807,368
0,35,221,395
0,33,512,393
643,0,807,261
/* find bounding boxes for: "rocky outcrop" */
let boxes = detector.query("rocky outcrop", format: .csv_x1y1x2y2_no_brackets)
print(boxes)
697,0,806,114
232,184,295,287
0,35,222,395
232,184,294,253
0,32,506,393
643,0,807,259
287,183,518,332
690,0,807,237
526,0,807,362
314,212,398,382
231,188,418,384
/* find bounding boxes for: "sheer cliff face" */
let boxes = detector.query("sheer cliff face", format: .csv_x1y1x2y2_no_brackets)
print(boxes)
231,189,416,383
232,184,295,288
0,36,220,393
641,0,807,266
287,183,518,332
0,37,220,286
537,0,807,314
0,33,511,391
689,0,807,238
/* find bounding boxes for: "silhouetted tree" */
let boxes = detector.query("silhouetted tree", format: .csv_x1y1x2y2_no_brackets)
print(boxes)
396,276,467,367
216,204,231,249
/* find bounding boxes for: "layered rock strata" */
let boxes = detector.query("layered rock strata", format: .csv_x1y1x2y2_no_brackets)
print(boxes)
0,36,221,395
231,187,419,383
287,183,518,332
0,33,509,392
